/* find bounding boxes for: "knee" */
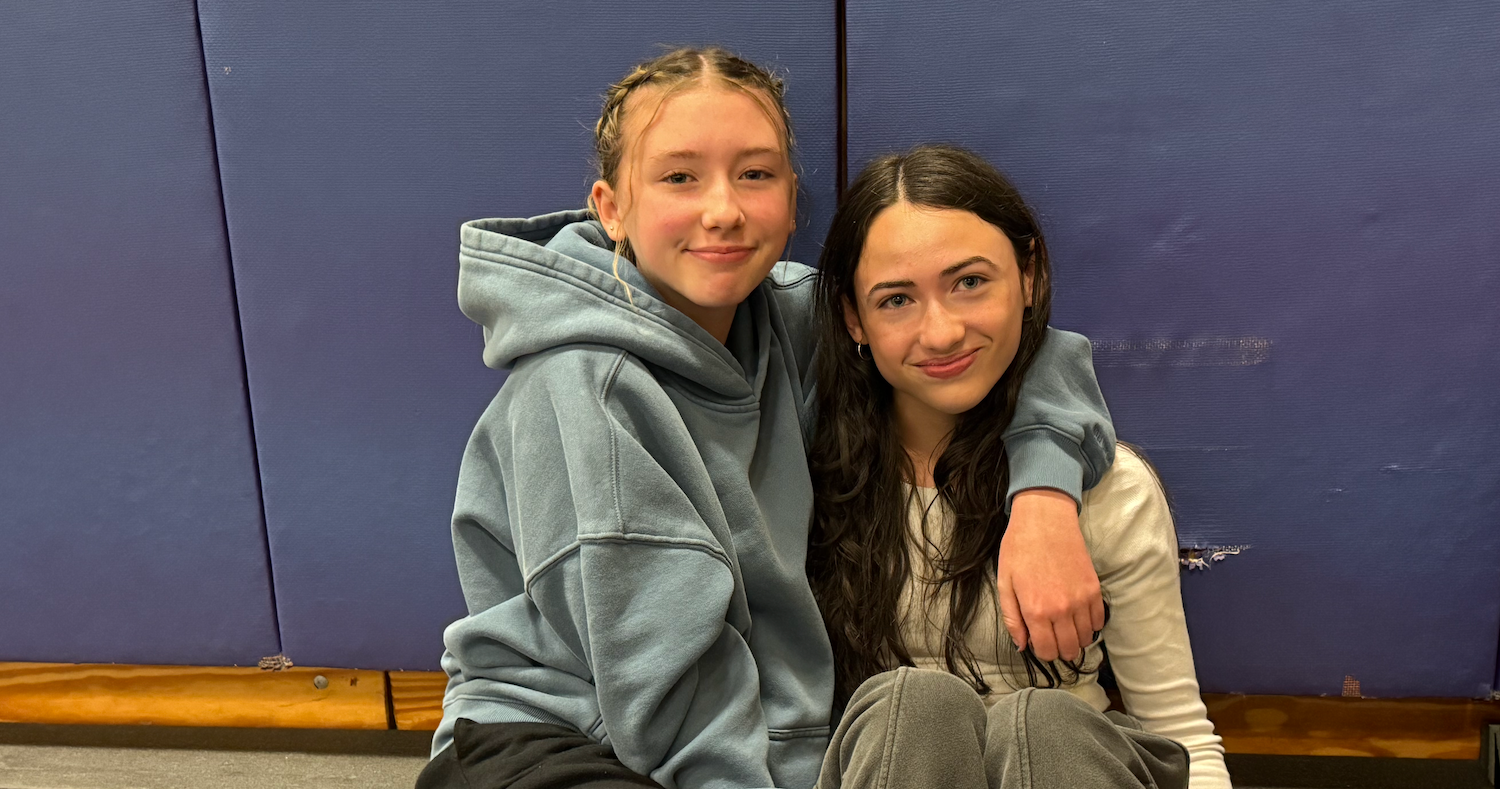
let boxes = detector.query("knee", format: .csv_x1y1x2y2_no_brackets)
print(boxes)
894,667,983,711
847,667,984,723
1021,687,1097,717
826,669,989,786
858,669,984,723
1015,687,1110,738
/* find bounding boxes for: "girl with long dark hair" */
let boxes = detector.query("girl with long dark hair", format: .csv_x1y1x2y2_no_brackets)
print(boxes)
808,145,1230,788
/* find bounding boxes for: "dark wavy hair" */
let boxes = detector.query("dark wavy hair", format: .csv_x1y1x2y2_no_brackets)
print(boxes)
807,144,1098,707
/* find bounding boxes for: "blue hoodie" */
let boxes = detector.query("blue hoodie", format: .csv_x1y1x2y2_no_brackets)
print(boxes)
435,210,1115,789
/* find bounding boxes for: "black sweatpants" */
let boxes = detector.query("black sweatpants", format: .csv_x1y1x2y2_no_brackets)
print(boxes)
415,719,664,789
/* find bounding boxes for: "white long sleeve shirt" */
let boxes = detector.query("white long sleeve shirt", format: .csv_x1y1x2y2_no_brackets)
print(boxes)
900,445,1231,788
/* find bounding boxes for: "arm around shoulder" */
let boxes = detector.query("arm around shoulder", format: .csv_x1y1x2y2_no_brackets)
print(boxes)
1004,328,1116,507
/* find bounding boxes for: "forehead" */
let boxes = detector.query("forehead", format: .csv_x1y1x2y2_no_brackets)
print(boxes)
858,203,1015,281
623,82,784,156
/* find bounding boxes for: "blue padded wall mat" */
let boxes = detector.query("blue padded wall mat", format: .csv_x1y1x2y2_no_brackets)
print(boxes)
847,1,1500,697
0,2,277,664
197,1,837,669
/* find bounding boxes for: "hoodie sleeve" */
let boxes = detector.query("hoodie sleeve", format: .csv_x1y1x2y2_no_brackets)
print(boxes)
1003,327,1117,509
447,350,775,789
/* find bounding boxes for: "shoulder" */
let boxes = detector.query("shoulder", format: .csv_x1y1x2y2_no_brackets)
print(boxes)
1031,326,1097,369
765,261,817,323
1083,445,1163,506
1041,326,1093,351
764,261,819,374
769,260,817,289
765,261,817,317
1078,445,1177,566
488,345,669,427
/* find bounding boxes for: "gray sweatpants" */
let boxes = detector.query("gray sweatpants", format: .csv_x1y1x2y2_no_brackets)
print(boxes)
816,668,1189,789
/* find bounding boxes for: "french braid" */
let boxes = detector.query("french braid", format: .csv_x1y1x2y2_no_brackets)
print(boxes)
593,47,794,189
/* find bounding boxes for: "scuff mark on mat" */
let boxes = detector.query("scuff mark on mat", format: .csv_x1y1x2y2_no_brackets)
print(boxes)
1092,337,1271,368
1139,444,1250,453
1179,545,1250,571
1380,463,1459,475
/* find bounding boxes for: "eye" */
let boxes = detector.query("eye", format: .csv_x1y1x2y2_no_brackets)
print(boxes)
741,168,774,181
878,294,910,309
958,275,984,290
663,171,692,185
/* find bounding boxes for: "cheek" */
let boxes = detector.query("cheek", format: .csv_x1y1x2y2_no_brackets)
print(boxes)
981,295,1028,369
863,322,911,372
743,187,795,226
628,197,693,250
1000,292,1028,342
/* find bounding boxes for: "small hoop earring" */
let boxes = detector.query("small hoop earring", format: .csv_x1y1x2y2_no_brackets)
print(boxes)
856,342,870,361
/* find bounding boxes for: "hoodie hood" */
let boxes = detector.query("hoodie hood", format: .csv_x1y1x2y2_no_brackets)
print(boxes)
459,209,760,402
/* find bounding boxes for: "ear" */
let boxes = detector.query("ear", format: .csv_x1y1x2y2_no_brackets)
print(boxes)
591,179,627,242
1022,239,1036,308
841,297,867,345
788,172,800,231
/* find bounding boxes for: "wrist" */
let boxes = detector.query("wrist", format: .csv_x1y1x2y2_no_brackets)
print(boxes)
1013,487,1075,506
1004,429,1086,511
1011,487,1080,518
1008,488,1083,536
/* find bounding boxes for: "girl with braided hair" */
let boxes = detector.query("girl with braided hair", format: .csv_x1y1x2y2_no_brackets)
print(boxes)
420,48,1116,789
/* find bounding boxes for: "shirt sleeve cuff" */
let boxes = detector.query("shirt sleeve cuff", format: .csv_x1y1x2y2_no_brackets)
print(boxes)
1005,428,1086,512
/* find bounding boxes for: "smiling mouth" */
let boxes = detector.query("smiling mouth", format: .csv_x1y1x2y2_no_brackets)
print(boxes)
687,246,755,264
915,349,979,379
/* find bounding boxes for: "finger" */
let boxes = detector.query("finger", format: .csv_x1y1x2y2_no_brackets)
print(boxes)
1052,617,1082,664
1029,612,1060,662
997,575,1029,652
1090,590,1106,634
1073,607,1096,656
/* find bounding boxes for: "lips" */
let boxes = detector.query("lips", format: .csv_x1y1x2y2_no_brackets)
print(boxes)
915,349,979,380
687,245,755,264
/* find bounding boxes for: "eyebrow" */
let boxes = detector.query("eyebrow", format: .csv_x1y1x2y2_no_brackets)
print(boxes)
652,146,784,162
865,256,996,296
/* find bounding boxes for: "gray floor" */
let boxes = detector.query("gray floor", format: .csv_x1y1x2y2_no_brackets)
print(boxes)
0,745,426,789
0,726,432,789
0,725,1491,789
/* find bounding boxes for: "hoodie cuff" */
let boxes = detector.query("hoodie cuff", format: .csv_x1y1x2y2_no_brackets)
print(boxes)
1005,428,1086,513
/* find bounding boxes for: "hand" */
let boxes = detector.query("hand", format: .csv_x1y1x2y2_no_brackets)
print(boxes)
997,488,1104,663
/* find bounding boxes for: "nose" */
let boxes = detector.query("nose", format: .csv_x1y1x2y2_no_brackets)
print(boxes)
701,175,745,231
919,300,965,353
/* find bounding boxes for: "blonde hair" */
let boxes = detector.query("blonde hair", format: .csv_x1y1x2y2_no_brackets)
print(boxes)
589,47,797,305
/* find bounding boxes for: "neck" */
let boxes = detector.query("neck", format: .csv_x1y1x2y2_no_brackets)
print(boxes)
636,269,736,345
893,390,959,488
673,301,736,344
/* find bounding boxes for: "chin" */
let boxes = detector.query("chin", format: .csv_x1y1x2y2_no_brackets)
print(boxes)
695,280,764,309
923,387,989,417
687,290,748,310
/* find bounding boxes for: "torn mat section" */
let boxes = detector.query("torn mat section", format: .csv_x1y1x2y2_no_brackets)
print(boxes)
1179,545,1250,571
258,654,295,671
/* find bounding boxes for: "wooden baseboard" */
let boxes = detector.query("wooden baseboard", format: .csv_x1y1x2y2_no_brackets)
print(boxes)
389,671,446,731
0,662,387,730
5,663,1498,759
1205,693,1500,760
